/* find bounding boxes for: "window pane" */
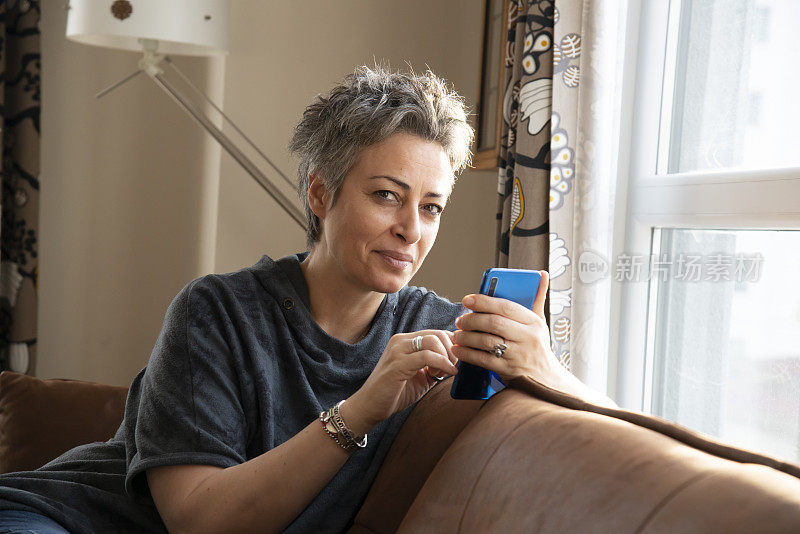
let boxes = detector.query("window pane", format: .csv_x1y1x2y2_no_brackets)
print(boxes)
665,0,800,173
650,228,800,463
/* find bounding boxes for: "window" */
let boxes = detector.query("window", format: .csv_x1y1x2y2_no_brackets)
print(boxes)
612,0,800,463
662,0,800,173
648,229,800,461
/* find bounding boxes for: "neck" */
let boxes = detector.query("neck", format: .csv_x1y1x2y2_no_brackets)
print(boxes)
300,248,386,344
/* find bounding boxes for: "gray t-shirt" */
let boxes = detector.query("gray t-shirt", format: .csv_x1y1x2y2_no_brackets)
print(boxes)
0,252,466,533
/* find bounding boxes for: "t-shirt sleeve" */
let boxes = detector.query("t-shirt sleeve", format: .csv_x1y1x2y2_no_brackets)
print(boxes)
125,277,249,501
444,302,468,332
397,286,467,334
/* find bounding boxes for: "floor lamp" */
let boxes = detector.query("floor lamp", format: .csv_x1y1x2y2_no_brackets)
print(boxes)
65,0,308,231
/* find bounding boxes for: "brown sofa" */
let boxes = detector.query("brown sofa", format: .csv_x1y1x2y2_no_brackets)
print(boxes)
2,370,800,533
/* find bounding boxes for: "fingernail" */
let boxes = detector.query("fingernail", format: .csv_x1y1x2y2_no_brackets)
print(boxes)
463,295,475,306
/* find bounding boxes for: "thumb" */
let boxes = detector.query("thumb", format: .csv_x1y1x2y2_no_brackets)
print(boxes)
532,270,549,319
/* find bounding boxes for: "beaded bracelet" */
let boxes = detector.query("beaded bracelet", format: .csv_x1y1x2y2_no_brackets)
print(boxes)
319,412,352,451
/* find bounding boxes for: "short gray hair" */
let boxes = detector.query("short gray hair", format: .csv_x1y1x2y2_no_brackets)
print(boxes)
288,65,475,249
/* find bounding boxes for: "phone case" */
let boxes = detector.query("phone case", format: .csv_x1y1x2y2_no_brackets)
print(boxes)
450,268,542,400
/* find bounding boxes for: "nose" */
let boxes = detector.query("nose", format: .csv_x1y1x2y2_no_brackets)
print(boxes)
393,203,422,245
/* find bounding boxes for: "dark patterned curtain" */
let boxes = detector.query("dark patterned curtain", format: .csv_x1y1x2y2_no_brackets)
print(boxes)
0,0,40,374
496,0,553,327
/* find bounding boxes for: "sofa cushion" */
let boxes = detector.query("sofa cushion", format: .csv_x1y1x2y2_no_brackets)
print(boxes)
0,371,128,474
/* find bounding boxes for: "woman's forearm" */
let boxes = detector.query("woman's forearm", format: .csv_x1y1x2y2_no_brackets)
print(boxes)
180,399,373,534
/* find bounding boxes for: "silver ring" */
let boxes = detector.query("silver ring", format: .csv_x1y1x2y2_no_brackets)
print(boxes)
492,341,507,358
431,372,447,382
411,335,424,352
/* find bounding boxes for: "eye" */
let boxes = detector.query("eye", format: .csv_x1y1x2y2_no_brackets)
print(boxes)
374,190,398,202
424,204,444,216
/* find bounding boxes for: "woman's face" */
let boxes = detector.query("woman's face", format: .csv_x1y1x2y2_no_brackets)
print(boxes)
311,132,454,294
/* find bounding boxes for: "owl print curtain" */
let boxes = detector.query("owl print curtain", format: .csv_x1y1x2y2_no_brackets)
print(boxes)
0,0,40,375
495,0,627,390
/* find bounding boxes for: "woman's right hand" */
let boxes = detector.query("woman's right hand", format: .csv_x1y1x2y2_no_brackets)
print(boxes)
341,330,459,436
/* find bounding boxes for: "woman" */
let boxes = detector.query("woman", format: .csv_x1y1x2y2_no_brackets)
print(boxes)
0,66,608,533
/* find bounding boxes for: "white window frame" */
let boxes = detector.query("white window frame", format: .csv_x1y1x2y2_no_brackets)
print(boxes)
608,0,800,411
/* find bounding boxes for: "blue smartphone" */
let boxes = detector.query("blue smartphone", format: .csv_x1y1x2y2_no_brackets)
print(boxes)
450,268,542,400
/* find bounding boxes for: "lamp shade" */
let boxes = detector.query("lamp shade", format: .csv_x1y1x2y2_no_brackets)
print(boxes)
66,0,228,56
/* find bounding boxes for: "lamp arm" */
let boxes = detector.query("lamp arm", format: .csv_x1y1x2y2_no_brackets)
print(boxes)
163,56,296,192
146,71,308,232
95,69,144,99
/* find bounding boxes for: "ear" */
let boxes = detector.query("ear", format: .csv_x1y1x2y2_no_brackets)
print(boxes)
307,172,330,219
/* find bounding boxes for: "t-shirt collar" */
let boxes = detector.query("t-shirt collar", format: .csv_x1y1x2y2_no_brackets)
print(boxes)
253,251,399,346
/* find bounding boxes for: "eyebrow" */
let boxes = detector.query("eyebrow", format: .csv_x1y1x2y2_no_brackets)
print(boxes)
368,175,448,200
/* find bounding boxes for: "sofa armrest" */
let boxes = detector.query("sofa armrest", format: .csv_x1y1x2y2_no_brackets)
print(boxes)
0,371,128,474
348,379,485,534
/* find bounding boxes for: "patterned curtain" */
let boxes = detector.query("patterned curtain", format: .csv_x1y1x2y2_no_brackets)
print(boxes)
0,0,41,375
496,0,554,322
496,0,627,391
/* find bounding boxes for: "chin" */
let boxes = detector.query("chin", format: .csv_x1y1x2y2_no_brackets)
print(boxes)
369,267,414,294
370,275,409,294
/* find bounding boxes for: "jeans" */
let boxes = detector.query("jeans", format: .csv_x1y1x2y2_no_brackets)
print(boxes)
0,510,69,534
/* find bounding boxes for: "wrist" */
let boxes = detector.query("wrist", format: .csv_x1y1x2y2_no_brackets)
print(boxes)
517,351,571,390
339,396,375,437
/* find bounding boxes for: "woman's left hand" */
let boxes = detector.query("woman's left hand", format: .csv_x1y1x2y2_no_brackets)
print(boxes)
452,270,564,385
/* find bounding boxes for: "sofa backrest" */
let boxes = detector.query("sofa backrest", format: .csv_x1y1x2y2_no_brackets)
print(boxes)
351,377,800,534
0,371,128,474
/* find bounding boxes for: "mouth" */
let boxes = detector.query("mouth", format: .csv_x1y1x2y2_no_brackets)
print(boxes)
377,251,413,270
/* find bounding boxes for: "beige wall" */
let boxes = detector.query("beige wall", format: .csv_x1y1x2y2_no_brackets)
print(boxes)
216,0,498,303
38,4,223,385
38,0,497,385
